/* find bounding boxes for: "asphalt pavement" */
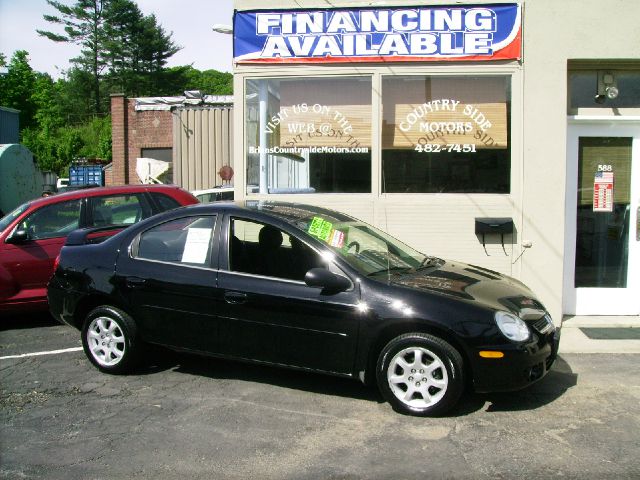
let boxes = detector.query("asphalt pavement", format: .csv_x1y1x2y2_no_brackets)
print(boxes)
1,313,639,480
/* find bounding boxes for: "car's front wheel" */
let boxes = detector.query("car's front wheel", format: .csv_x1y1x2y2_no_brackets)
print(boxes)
376,333,464,416
81,306,139,374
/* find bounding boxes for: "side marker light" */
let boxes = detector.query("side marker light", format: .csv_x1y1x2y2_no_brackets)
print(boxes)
479,351,504,359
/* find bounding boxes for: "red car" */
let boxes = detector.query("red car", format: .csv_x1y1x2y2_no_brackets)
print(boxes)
0,185,198,313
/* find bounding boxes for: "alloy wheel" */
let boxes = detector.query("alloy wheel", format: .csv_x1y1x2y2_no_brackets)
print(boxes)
386,346,449,409
86,316,126,367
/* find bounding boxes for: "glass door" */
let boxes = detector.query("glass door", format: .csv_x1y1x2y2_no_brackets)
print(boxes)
566,122,640,315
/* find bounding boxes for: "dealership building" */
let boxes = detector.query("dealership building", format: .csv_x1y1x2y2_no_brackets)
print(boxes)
228,0,639,323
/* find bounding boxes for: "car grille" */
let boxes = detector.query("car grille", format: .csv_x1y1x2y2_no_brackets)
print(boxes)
530,314,554,335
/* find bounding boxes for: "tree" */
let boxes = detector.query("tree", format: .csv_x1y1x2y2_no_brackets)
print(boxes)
160,66,233,96
0,49,108,174
38,0,181,109
23,116,111,175
56,67,96,123
185,68,233,95
136,14,181,93
103,2,180,96
38,0,112,114
0,51,38,130
20,72,80,174
31,73,65,133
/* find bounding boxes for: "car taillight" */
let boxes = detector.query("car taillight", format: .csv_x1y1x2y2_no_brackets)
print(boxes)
53,254,61,273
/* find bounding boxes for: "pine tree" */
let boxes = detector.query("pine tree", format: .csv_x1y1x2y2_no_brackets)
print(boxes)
38,0,112,114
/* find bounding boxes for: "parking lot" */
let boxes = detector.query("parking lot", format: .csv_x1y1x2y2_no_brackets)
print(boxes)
1,314,639,480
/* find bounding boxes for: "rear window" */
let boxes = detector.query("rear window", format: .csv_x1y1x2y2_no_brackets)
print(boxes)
89,194,152,227
134,216,216,267
150,192,181,211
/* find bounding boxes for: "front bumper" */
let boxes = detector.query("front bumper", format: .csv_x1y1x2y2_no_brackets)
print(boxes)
473,327,561,393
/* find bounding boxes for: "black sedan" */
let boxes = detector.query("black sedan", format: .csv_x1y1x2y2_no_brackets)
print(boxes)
48,202,560,416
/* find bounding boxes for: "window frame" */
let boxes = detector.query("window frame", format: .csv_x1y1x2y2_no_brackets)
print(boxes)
243,74,375,196
130,214,219,270
221,213,354,288
380,73,513,194
237,65,521,201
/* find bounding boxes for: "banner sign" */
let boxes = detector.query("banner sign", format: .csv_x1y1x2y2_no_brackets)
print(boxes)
233,4,521,64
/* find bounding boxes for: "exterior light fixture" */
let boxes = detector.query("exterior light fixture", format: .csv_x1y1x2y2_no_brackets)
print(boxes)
605,85,619,100
595,71,618,103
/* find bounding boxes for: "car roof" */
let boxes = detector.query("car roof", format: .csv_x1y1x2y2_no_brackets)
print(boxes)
182,201,356,227
191,185,234,196
26,184,188,209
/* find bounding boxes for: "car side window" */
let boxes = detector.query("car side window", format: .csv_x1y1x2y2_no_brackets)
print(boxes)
134,216,216,267
19,200,82,240
89,194,151,227
149,192,181,211
229,218,326,281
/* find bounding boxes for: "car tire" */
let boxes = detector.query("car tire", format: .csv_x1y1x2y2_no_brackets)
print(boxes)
376,333,464,416
81,306,139,374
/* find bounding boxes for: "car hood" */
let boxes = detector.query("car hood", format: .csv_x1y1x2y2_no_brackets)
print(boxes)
389,260,547,316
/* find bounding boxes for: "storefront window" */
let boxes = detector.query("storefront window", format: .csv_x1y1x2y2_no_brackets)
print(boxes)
381,75,511,193
245,77,372,194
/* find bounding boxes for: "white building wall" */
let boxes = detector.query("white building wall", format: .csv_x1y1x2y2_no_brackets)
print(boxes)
521,0,640,320
233,0,640,322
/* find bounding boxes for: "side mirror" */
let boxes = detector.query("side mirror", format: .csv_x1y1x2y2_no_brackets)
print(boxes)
304,268,351,292
6,229,30,244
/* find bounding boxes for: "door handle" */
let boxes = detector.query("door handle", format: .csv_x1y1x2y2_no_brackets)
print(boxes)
126,277,147,288
637,206,640,241
224,291,248,304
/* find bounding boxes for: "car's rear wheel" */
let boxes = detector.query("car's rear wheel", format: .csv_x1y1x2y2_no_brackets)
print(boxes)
376,333,464,416
82,306,139,374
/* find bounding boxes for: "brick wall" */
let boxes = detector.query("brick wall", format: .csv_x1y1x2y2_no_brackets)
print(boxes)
110,95,127,186
110,94,173,185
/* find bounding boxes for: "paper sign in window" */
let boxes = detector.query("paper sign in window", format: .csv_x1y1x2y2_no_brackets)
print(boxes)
593,171,614,212
181,228,212,264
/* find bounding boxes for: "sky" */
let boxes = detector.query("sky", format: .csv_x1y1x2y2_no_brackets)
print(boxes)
0,0,234,78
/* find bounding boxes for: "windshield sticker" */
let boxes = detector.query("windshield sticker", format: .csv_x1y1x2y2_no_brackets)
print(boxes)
307,217,324,237
308,217,332,241
329,229,345,248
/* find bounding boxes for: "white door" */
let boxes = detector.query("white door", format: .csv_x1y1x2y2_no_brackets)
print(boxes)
565,121,640,315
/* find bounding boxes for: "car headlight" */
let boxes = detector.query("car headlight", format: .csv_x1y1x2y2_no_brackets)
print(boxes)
495,311,531,342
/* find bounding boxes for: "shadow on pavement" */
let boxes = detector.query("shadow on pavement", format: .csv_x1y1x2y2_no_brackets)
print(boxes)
0,312,59,331
137,347,385,404
453,355,578,416
136,348,579,411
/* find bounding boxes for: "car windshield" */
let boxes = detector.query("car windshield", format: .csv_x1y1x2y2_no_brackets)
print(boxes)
0,203,30,233
291,214,442,277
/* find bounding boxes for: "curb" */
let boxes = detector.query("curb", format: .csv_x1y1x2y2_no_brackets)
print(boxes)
559,315,640,354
